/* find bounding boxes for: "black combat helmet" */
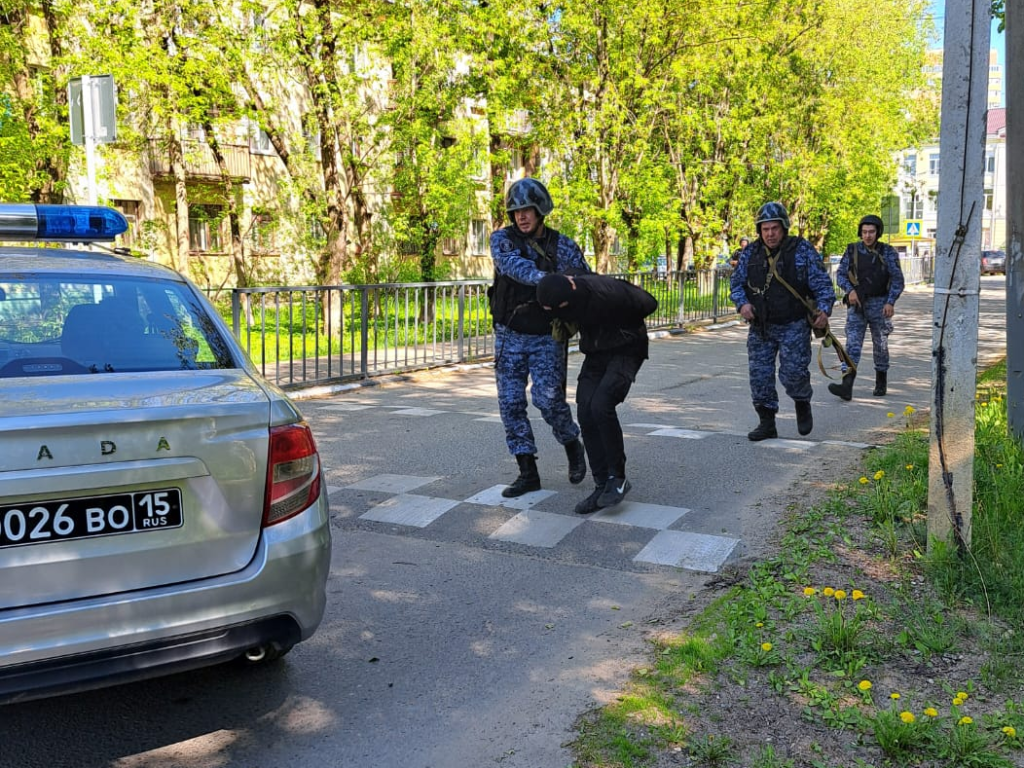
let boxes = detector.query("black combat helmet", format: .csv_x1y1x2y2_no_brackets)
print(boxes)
858,214,885,237
755,201,790,233
505,178,554,223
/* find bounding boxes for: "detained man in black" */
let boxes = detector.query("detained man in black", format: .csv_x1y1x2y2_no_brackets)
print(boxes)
537,273,658,514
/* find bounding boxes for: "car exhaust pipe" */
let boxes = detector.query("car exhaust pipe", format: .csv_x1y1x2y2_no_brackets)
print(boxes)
244,645,269,663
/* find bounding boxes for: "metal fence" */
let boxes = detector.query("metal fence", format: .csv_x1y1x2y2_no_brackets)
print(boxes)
223,258,932,390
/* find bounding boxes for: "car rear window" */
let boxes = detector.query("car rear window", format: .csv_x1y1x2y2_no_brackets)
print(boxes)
0,274,236,376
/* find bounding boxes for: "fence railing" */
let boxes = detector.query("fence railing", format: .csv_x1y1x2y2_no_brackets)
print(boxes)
222,259,932,390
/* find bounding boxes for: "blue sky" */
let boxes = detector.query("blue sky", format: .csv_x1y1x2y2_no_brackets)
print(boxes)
928,1,1005,105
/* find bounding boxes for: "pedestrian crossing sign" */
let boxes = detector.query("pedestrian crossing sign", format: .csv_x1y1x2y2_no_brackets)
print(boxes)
905,220,922,238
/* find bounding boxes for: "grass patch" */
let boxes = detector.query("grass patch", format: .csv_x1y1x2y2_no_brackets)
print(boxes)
570,358,1024,767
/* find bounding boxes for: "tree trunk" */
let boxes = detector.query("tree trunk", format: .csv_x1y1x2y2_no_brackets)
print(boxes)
168,134,189,275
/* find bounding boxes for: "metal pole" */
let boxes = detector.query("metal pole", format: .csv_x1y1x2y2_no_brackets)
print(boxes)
927,0,990,552
1007,2,1024,438
81,75,98,205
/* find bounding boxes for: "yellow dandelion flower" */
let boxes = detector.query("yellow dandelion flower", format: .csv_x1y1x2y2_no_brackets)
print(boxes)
1003,726,1017,738
924,708,938,717
834,590,847,600
905,464,914,471
887,412,895,418
859,476,869,484
904,405,916,415
997,463,1004,468
953,697,964,706
761,642,772,652
851,590,865,600
981,401,988,408
959,716,973,726
755,621,763,627
823,587,835,596
890,692,901,700
874,470,885,480
803,587,817,596
900,711,916,724
858,680,872,691
956,691,968,700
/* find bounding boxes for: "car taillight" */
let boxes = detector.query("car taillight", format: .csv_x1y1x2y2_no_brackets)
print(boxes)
264,422,322,526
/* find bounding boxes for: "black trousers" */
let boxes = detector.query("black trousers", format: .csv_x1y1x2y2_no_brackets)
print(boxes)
575,352,644,482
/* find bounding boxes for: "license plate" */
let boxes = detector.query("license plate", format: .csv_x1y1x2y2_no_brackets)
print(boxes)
0,489,183,549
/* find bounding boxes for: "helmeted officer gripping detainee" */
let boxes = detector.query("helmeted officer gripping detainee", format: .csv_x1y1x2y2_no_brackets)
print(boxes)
488,178,590,497
730,201,835,440
828,214,905,401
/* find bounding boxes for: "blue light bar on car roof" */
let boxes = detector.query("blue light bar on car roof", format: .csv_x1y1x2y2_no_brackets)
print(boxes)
0,203,128,242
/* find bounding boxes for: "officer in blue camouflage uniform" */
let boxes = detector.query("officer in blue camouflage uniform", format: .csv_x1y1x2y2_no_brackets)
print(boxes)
730,202,835,440
827,214,905,401
489,178,590,497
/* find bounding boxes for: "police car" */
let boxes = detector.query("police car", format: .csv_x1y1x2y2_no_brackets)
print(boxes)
0,204,331,703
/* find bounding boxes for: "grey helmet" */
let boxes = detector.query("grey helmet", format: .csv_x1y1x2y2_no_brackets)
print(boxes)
506,178,554,222
755,201,790,234
858,214,884,237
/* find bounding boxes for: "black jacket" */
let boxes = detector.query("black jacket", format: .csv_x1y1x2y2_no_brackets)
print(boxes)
553,275,658,358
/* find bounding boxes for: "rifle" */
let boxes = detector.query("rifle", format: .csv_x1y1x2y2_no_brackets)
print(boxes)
767,253,856,379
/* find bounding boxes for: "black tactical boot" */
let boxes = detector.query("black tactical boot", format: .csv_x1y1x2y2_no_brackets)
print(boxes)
795,400,813,436
502,454,541,497
873,370,887,396
828,371,856,402
565,439,587,485
747,406,778,441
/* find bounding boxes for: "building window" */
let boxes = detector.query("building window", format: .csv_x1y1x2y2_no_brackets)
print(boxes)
250,126,274,155
984,188,994,211
904,195,924,220
303,115,321,161
188,204,224,252
929,153,940,176
903,153,916,175
306,216,327,246
986,151,996,174
110,199,140,251
441,237,461,255
470,220,489,255
249,213,277,253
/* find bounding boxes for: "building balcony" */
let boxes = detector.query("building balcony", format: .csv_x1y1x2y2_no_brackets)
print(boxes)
148,140,252,182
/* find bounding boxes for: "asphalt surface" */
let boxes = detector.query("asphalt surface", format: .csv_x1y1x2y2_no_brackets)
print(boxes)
0,278,1008,768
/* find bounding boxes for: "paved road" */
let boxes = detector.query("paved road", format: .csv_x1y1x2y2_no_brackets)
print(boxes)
0,280,1007,768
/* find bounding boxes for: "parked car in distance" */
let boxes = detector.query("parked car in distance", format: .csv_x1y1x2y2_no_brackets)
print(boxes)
0,203,331,704
981,250,1006,276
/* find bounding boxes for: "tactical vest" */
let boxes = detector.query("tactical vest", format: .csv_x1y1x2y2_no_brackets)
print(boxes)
488,226,560,335
849,245,890,298
745,237,810,325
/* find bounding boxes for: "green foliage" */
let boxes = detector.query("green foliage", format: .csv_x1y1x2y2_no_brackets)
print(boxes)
13,0,936,281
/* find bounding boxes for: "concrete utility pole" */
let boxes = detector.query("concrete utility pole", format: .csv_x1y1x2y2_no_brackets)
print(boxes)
927,0,990,551
1008,4,1024,438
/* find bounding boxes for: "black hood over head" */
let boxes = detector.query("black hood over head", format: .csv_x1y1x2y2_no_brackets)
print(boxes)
537,274,589,320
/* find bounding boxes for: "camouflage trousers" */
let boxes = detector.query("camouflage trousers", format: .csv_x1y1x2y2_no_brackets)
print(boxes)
494,326,581,456
747,319,813,412
843,296,893,372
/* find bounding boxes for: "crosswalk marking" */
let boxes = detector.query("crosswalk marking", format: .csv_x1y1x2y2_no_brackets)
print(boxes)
590,501,689,529
489,509,584,548
360,494,460,528
344,474,442,494
463,484,557,510
635,530,739,572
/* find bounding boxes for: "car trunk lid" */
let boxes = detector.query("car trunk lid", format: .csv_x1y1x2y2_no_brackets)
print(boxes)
0,371,272,609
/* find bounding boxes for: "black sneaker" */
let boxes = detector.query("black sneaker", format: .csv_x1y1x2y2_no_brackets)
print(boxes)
574,485,605,515
597,476,631,507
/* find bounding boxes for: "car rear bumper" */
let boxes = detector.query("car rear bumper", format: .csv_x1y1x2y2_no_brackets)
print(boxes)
0,489,331,704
